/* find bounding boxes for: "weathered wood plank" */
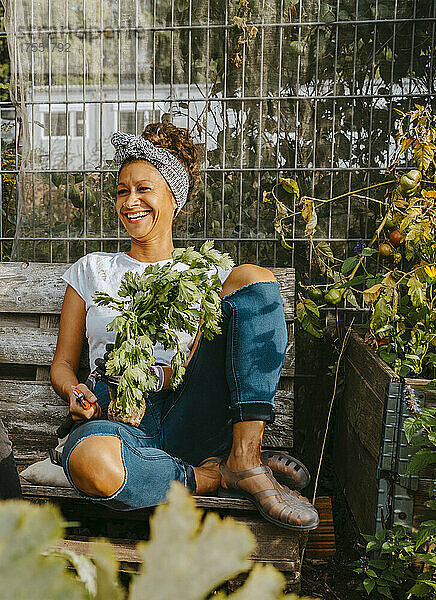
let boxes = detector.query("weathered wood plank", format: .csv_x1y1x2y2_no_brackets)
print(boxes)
0,327,89,368
15,451,51,471
0,381,68,452
21,483,256,511
51,526,302,572
0,263,295,318
36,315,62,381
334,403,379,533
0,324,293,379
24,482,323,566
335,332,436,534
334,333,393,533
51,537,141,565
346,332,399,401
0,381,293,450
0,313,40,327
266,389,293,448
0,263,69,313
232,516,303,569
341,355,386,461
281,322,295,377
271,268,295,321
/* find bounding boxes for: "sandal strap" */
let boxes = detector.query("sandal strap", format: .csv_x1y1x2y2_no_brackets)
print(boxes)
260,450,311,491
219,459,319,529
262,450,302,471
219,461,273,488
197,456,222,467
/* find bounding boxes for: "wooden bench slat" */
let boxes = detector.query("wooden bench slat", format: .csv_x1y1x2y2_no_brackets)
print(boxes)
1,380,293,450
21,483,256,511
50,527,302,573
0,325,293,376
0,263,295,320
0,263,69,313
0,327,87,368
0,313,41,327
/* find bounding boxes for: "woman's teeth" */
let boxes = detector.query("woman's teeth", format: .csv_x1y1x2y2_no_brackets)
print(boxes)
125,211,152,222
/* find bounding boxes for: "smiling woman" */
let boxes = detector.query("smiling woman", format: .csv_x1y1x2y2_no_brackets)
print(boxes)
111,122,200,263
50,119,319,532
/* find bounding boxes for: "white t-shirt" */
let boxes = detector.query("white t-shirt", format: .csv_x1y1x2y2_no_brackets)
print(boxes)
61,251,232,370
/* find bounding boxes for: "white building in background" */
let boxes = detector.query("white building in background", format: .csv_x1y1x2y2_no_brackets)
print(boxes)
22,83,223,171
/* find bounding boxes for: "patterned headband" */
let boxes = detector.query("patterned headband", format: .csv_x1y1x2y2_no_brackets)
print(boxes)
110,131,190,216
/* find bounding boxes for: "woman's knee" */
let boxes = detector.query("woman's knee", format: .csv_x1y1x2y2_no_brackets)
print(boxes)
222,264,276,297
68,435,125,497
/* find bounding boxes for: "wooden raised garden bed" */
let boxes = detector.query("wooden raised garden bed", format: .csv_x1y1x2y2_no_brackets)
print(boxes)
334,331,436,535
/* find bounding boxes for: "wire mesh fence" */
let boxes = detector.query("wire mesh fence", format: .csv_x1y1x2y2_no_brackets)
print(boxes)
0,0,435,293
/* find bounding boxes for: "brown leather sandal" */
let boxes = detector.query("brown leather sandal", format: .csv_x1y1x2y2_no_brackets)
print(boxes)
197,456,222,467
261,450,311,491
219,461,319,531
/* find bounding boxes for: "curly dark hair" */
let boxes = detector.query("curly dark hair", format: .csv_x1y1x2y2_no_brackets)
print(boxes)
118,120,202,204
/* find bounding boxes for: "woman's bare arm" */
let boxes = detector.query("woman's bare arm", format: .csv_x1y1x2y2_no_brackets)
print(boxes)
50,285,99,420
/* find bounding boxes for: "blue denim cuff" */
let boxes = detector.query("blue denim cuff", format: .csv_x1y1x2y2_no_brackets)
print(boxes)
229,402,275,425
183,463,197,493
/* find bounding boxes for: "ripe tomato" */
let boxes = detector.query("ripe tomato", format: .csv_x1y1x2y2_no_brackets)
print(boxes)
389,230,405,247
378,243,393,256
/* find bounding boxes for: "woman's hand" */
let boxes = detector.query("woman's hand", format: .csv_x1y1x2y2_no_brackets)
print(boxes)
68,383,101,422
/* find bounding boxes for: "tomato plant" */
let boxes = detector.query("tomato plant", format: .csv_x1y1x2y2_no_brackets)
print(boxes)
264,104,436,382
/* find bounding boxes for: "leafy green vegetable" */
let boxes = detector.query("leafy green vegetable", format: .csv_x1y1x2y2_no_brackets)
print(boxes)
93,241,234,421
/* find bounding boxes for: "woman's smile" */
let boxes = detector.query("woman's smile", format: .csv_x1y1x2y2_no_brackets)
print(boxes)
123,208,153,223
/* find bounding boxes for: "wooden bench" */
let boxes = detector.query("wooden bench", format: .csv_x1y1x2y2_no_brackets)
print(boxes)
0,261,308,590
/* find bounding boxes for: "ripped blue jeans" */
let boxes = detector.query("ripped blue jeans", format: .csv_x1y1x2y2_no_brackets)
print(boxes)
62,280,288,510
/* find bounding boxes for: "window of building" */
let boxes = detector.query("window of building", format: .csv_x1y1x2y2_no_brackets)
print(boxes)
118,108,161,133
1,108,16,143
74,111,85,137
144,108,161,125
119,110,143,133
43,112,68,137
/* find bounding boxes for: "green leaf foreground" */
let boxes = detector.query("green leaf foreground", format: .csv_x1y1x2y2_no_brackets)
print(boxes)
0,483,319,600
92,241,235,418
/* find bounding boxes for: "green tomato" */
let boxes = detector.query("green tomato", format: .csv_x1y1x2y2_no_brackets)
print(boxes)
308,288,323,302
384,217,396,230
397,169,422,197
324,288,343,306
68,184,82,208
